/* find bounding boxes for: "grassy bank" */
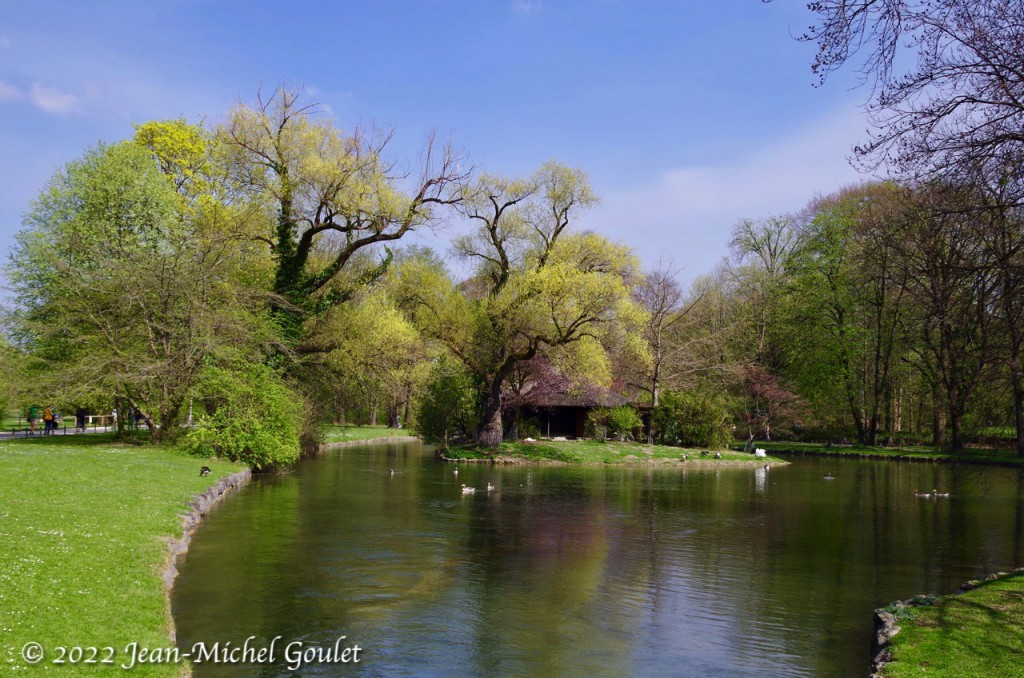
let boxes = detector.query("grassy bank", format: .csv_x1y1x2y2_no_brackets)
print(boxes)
752,441,1024,467
881,572,1024,677
322,424,414,443
444,438,784,465
0,434,243,675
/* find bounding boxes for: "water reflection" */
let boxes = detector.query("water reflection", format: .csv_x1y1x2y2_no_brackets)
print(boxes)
172,444,1024,677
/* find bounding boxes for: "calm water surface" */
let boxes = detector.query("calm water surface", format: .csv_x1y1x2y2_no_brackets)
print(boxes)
172,443,1024,677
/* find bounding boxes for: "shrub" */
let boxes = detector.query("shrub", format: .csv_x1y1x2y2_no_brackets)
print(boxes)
587,405,643,441
652,389,731,448
182,365,303,470
415,358,477,449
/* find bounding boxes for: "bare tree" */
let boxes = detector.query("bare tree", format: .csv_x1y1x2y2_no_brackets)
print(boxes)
797,0,1024,178
631,261,705,409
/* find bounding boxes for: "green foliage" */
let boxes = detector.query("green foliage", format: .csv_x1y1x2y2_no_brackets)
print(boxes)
652,389,732,448
587,405,643,440
182,366,303,469
7,140,276,443
414,358,478,449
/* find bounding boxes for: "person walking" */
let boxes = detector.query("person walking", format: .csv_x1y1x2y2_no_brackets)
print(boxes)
75,406,87,433
42,405,54,435
27,405,39,435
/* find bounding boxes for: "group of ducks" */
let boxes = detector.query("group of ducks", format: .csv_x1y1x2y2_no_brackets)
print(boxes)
388,465,496,495
915,488,951,498
820,472,950,497
453,466,494,495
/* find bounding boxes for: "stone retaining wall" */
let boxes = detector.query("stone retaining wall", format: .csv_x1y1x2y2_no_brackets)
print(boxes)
161,468,252,643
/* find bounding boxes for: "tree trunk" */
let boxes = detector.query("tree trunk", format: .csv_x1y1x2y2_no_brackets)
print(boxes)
931,382,946,447
866,412,879,447
369,402,378,427
1015,383,1024,457
949,408,964,451
477,380,504,448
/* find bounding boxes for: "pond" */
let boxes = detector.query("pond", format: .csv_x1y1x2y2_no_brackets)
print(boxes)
172,442,1024,677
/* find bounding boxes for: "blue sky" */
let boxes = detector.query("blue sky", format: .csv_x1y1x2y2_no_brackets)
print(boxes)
0,1,874,286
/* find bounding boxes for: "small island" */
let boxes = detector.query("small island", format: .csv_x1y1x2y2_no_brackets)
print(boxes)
439,438,785,467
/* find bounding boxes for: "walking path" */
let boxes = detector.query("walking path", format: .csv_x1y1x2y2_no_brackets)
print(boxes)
0,425,117,440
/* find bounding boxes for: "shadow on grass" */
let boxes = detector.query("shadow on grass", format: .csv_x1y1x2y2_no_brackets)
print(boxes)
892,575,1024,675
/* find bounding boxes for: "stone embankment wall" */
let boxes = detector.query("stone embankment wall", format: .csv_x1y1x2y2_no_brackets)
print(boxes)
162,468,252,643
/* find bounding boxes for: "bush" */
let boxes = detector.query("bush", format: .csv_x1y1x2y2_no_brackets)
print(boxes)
587,405,643,441
182,365,303,470
415,358,477,449
652,389,731,448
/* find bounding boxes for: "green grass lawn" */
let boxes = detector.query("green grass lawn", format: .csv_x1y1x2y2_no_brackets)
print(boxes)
321,424,416,443
753,440,1024,466
0,434,243,675
444,438,782,465
882,573,1024,677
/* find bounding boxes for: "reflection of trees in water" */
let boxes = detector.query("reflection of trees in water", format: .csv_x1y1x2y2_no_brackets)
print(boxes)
175,450,1024,677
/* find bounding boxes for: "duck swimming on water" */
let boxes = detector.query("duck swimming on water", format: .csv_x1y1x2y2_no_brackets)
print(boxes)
461,484,475,495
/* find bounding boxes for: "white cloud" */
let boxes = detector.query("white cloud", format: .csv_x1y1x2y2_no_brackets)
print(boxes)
582,103,874,283
0,80,23,101
28,82,79,114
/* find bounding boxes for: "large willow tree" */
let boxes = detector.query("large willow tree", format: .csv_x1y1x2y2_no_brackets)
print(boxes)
393,162,648,448
220,87,468,347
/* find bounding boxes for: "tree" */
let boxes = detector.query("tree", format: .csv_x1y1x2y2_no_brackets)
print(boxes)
798,0,1024,179
631,261,703,408
896,183,997,450
219,87,467,346
7,141,273,443
727,216,801,369
787,183,911,444
737,365,804,446
395,162,647,448
311,288,428,427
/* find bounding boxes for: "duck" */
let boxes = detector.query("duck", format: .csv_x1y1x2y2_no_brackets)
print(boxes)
486,482,495,492
932,489,950,498
914,489,933,498
823,473,834,480
714,452,722,459
461,484,475,495
453,467,458,477
763,464,770,471
389,468,394,477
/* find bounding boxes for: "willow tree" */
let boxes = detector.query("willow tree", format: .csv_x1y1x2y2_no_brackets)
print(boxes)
393,162,647,448
219,87,467,347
